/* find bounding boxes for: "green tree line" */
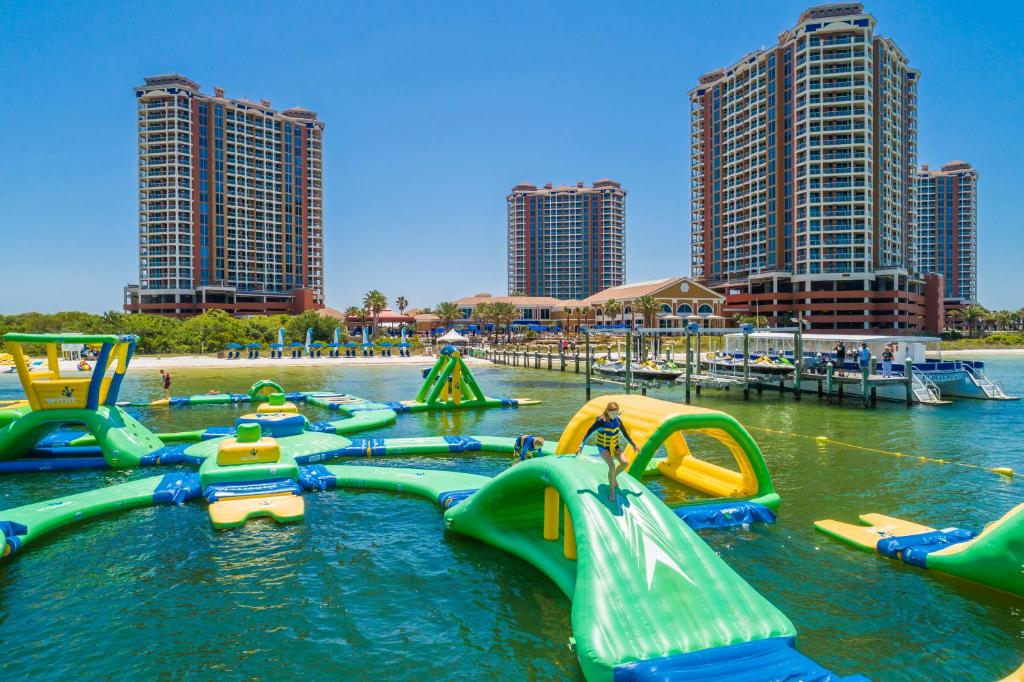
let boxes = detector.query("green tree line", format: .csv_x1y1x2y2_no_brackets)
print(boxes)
0,310,362,355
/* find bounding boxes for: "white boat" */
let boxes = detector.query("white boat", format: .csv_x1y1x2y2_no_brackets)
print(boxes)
719,332,1016,404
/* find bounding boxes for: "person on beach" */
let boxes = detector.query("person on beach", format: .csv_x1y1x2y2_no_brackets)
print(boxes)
576,401,637,502
833,341,846,376
512,434,545,464
882,344,894,378
159,369,171,400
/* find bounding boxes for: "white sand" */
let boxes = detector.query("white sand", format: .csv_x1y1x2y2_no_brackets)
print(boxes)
50,353,490,373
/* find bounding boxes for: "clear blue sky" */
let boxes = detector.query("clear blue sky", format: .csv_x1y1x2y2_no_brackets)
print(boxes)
1,0,1021,313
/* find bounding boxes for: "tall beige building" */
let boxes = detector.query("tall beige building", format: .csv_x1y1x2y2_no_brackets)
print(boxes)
915,161,978,305
507,180,626,299
126,74,325,317
690,4,930,332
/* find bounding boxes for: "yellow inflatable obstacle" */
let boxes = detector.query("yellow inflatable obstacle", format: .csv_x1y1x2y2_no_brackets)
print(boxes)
201,423,304,529
816,503,1024,597
556,395,777,507
256,391,299,415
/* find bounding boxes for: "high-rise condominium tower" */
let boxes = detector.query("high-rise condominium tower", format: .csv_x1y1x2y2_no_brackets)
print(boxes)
915,161,978,306
126,74,325,316
689,3,934,332
506,180,626,299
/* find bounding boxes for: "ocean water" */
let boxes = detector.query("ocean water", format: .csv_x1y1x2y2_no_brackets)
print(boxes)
0,356,1022,680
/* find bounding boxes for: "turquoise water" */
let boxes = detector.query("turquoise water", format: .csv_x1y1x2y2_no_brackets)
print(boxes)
1,357,1022,680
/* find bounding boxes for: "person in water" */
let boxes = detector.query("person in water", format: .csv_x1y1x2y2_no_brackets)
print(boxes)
159,369,171,400
577,401,637,502
512,434,545,464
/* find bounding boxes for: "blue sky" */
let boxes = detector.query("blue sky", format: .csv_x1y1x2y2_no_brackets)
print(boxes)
1,0,1021,313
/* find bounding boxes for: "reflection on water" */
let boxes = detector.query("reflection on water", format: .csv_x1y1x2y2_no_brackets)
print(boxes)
1,357,1023,679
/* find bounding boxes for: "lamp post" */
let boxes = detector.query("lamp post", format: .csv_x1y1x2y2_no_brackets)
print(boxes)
790,315,809,400
684,322,699,403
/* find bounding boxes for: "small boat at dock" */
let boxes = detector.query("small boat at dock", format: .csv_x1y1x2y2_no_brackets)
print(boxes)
593,359,684,381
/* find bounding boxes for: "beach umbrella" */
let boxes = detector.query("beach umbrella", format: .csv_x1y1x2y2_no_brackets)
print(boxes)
309,342,324,349
277,327,286,346
343,342,357,348
225,343,243,350
398,341,411,348
288,341,304,348
379,341,392,347
246,343,262,349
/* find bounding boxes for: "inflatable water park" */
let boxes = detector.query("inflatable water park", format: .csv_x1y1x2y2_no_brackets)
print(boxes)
1,332,1021,680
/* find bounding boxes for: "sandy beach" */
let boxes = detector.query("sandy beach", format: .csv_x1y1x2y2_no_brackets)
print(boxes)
35,353,492,374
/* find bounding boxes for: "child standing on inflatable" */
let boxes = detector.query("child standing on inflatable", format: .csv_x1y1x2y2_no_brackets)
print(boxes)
576,401,637,502
512,434,545,464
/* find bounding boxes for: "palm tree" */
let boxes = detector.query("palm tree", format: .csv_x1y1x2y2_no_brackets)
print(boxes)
472,302,493,339
490,301,519,343
634,295,661,359
562,305,574,334
395,296,409,316
945,308,962,333
435,301,461,330
960,304,987,338
603,299,621,328
636,295,661,330
362,290,388,338
343,306,362,334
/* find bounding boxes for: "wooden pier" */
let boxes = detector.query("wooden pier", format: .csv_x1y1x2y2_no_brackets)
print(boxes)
467,345,932,407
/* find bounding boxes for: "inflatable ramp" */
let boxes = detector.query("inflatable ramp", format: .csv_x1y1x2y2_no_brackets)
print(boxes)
445,455,858,680
816,504,1024,597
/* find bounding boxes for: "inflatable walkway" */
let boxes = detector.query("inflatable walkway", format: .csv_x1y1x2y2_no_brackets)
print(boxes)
0,454,863,680
446,455,861,680
557,395,780,529
816,504,1024,598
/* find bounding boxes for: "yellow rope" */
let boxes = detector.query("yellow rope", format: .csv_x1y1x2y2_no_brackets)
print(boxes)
747,426,1015,479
